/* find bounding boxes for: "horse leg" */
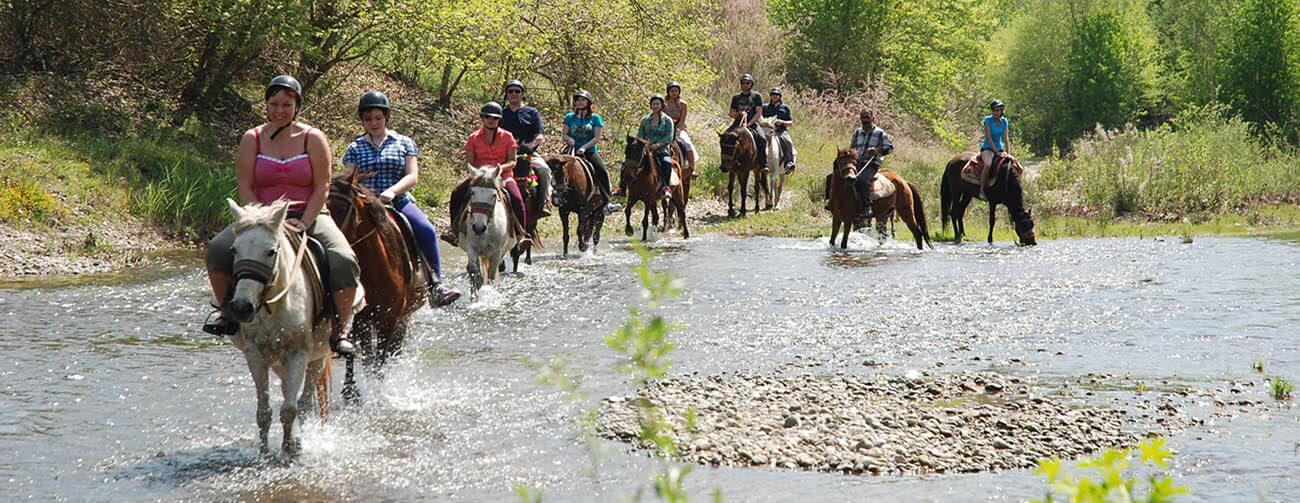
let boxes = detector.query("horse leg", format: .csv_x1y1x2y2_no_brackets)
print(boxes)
642,202,651,241
279,351,309,459
987,202,996,244
560,210,572,255
342,353,360,405
830,218,840,248
244,350,273,457
299,356,326,418
624,198,635,236
591,207,604,252
467,253,482,293
953,194,971,244
727,174,736,218
378,321,406,369
676,199,688,239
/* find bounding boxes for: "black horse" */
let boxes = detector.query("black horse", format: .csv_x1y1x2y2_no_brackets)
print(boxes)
940,152,1036,245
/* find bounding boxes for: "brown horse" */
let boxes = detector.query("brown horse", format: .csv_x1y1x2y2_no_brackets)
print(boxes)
940,151,1037,245
621,136,689,241
508,155,546,272
546,153,607,254
827,149,932,250
717,114,770,218
327,171,428,402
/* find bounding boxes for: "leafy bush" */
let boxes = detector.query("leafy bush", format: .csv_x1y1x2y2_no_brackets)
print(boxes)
1033,437,1188,503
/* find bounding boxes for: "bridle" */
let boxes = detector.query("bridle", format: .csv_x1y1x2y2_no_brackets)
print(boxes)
328,182,381,247
231,225,308,307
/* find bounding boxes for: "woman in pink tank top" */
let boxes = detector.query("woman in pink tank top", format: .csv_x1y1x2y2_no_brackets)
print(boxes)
204,75,360,355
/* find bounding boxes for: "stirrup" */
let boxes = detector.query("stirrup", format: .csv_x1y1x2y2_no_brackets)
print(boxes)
202,311,239,336
330,330,355,356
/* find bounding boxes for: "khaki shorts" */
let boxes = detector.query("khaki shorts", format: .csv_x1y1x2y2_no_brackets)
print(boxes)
206,208,359,292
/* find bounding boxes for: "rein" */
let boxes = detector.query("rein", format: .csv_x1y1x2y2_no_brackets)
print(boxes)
329,186,381,247
263,228,309,305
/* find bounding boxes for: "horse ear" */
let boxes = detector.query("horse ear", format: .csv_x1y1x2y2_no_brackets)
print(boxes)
273,200,291,228
227,198,246,221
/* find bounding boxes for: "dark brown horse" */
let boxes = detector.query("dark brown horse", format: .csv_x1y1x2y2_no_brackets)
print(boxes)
717,114,769,218
621,136,688,241
327,171,428,402
940,151,1037,245
546,153,606,254
827,149,932,250
508,155,547,272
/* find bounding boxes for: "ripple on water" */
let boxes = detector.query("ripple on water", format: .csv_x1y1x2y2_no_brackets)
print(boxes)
1,236,1298,501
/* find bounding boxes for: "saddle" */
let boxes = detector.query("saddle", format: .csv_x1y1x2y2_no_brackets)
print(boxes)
384,205,428,281
961,154,1022,188
284,230,336,330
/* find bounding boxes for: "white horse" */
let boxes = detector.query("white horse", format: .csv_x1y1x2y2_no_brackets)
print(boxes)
756,117,788,209
224,198,363,460
455,164,516,295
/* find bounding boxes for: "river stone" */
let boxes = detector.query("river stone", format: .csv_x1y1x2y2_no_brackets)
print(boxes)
595,369,1198,477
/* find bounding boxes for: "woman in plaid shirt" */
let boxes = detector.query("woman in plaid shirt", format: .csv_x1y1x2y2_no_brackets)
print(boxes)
341,91,461,307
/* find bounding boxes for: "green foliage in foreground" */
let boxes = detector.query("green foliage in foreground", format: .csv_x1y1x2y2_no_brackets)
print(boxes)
1033,437,1188,503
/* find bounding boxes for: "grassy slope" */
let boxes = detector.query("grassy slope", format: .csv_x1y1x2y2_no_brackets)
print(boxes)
2,72,1298,264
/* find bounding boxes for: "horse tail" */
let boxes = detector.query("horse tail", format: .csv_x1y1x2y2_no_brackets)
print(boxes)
939,168,952,232
908,180,933,249
316,358,332,423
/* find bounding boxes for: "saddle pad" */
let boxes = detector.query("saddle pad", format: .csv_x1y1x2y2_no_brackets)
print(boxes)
960,160,992,187
870,173,895,200
284,230,328,327
670,166,681,187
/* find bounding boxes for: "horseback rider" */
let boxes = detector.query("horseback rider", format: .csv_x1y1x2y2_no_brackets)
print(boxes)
636,94,676,200
728,73,769,168
565,90,621,215
203,75,358,355
500,79,554,217
826,108,893,219
341,90,461,307
663,81,697,179
979,99,1011,201
446,101,531,249
762,87,796,173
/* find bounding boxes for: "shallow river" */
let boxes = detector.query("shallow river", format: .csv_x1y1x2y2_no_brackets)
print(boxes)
2,232,1298,502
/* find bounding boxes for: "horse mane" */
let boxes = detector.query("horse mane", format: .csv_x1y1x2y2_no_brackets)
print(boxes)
233,200,290,233
469,164,506,189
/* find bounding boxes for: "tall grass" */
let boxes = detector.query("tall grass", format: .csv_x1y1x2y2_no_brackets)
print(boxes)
1036,104,1300,218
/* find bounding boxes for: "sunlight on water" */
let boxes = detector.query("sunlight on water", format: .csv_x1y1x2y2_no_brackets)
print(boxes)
1,236,1297,501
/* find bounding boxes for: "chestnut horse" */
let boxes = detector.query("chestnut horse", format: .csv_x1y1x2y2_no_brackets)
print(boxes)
508,154,546,272
546,153,607,254
717,114,770,217
828,149,932,250
940,151,1037,245
621,136,689,241
327,171,428,401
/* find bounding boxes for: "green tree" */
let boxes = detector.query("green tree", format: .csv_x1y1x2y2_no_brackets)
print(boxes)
993,0,1162,153
1150,0,1242,110
1220,0,1300,134
295,0,395,96
169,0,307,120
767,0,995,130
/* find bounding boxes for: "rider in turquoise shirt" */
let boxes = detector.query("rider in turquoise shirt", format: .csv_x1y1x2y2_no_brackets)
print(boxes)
979,100,1010,201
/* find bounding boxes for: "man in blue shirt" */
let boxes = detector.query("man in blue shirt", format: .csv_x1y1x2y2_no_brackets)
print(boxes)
762,87,796,172
500,79,553,216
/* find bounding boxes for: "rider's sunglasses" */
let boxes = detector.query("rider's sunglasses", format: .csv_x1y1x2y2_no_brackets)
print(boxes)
481,115,499,120
506,88,523,94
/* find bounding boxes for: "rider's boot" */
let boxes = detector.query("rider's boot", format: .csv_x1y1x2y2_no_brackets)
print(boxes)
330,322,355,356
856,176,874,219
202,298,240,336
428,279,461,308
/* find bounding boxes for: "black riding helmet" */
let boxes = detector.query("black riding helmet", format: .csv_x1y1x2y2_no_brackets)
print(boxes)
740,74,754,84
504,79,525,92
265,75,303,107
358,90,390,116
769,87,782,96
990,99,1005,110
573,90,594,105
666,81,681,93
481,101,504,118
649,94,665,106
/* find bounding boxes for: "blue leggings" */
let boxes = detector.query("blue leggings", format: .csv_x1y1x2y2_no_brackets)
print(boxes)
395,197,443,279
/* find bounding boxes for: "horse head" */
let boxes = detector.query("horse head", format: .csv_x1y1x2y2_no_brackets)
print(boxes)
226,198,293,322
467,164,506,235
998,157,1037,246
718,127,751,174
328,170,384,238
833,148,859,181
